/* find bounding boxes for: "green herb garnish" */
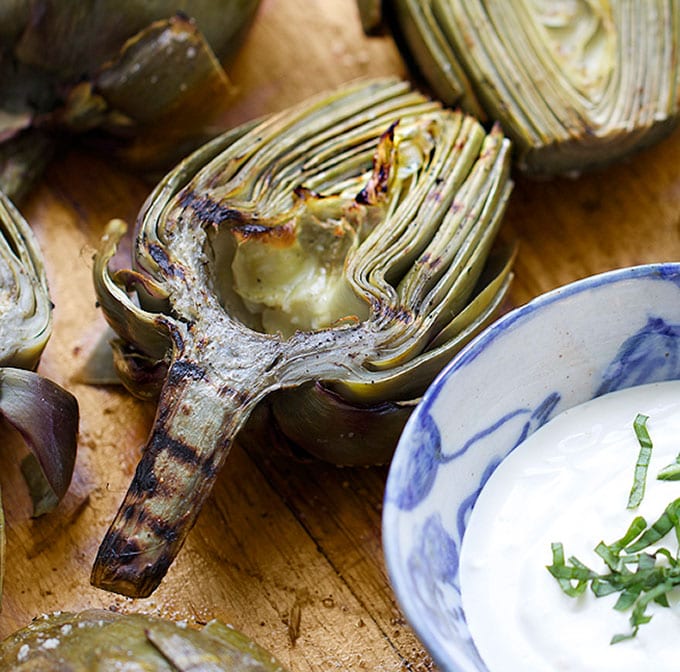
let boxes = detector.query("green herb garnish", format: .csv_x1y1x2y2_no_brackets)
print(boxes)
627,413,653,509
658,452,680,481
547,498,680,643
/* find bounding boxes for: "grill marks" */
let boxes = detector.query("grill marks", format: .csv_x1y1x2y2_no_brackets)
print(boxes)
179,189,247,226
91,359,232,598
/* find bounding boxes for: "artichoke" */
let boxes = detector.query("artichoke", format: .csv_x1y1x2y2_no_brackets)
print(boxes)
91,77,514,597
0,609,288,671
370,0,680,175
0,190,79,602
0,0,261,202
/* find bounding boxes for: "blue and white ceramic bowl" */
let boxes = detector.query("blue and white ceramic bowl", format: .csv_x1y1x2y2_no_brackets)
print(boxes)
383,263,680,672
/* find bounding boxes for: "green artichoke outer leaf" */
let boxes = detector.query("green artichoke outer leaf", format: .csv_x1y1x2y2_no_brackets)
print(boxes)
242,381,417,466
92,14,240,170
392,0,486,119
91,77,514,597
385,0,680,175
0,609,289,671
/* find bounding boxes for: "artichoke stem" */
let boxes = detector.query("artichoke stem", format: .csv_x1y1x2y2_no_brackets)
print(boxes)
90,357,259,598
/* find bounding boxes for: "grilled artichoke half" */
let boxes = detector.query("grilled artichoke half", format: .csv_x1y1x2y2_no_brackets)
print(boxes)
370,0,680,175
0,0,260,201
0,609,288,671
0,191,79,602
91,77,514,597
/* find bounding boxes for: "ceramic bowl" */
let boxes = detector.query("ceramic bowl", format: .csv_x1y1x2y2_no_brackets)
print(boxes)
382,263,680,672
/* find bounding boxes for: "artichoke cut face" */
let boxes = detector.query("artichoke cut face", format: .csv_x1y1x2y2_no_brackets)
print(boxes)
387,0,680,174
0,192,51,370
91,77,514,597
0,609,288,671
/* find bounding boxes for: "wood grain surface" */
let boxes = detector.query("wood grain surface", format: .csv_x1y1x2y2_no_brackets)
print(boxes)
1,1,679,671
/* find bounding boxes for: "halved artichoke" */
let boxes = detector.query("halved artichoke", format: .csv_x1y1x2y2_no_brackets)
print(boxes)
368,0,680,174
0,190,79,603
0,609,288,671
0,0,261,201
91,77,514,597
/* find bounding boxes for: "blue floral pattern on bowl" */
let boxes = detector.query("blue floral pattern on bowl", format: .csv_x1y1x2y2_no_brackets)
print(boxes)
383,263,680,672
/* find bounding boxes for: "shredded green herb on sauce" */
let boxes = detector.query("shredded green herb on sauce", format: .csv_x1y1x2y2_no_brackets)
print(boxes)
627,413,653,509
657,452,680,481
548,413,680,643
547,498,680,643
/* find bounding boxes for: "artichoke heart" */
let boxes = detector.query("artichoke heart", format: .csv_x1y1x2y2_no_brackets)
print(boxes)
0,609,288,671
92,77,514,598
376,0,680,174
0,190,79,604
0,0,261,201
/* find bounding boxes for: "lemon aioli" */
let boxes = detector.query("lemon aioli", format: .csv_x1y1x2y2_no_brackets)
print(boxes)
460,380,680,672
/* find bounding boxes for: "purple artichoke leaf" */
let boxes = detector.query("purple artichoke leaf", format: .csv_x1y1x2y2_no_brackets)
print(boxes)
0,367,78,517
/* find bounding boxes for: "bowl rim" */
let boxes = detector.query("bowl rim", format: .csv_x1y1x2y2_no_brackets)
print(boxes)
382,261,680,671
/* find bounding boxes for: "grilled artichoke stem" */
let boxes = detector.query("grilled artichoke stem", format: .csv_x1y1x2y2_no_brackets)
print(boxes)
92,357,260,597
92,220,382,595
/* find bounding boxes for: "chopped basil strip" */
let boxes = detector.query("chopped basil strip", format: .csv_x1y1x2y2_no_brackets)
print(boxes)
547,497,680,643
658,452,680,481
627,413,653,509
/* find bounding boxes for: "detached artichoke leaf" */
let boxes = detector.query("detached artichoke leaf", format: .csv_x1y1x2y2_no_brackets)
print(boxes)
0,367,78,517
0,609,289,671
377,0,680,174
91,77,514,597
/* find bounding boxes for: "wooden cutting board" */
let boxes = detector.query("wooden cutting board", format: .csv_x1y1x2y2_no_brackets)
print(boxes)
1,1,679,670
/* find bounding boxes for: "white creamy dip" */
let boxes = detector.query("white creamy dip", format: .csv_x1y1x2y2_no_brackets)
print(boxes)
460,380,680,672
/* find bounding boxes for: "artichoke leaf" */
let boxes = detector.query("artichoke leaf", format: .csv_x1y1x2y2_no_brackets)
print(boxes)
0,609,289,671
380,0,680,174
0,367,78,517
91,77,513,597
93,14,239,170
